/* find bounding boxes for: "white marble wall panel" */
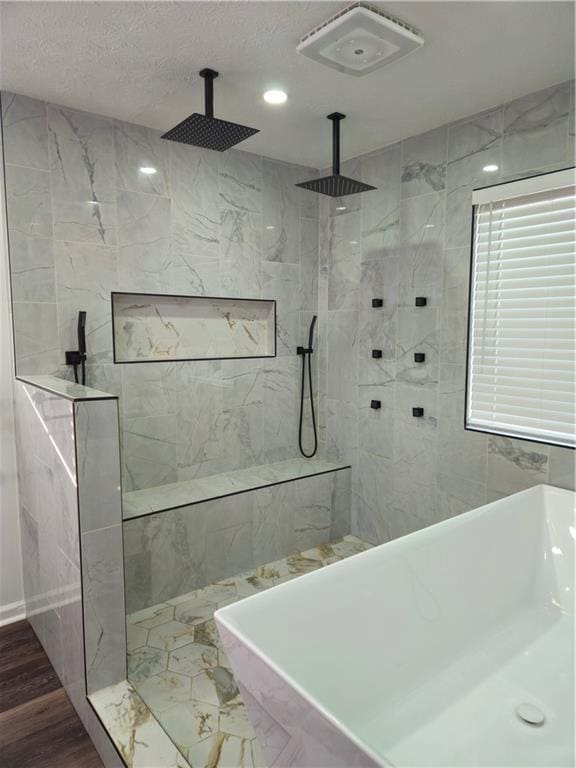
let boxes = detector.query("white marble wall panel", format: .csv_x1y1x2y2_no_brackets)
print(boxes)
502,81,572,174
398,191,445,308
1,92,49,169
55,240,118,365
12,301,59,375
401,126,447,199
263,160,300,263
114,121,170,197
75,397,126,694
117,190,171,292
48,105,117,245
320,80,575,548
4,92,322,489
220,209,262,298
263,262,299,356
124,468,351,613
361,145,401,258
13,379,126,765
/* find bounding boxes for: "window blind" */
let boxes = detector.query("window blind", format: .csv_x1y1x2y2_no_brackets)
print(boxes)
467,168,576,448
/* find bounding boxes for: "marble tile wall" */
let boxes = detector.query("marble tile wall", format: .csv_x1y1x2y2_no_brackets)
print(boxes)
317,80,575,545
2,91,320,490
124,468,350,613
13,379,126,766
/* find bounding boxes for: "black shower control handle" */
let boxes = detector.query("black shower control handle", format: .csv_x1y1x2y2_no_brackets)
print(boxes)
415,297,427,307
412,407,424,417
372,298,383,308
414,353,426,363
370,400,381,410
372,349,383,359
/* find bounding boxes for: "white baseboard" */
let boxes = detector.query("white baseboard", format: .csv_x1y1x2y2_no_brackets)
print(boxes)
0,599,26,627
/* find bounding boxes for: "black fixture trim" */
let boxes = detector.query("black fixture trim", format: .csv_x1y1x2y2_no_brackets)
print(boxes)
415,297,427,307
372,349,383,359
414,352,426,363
412,407,424,417
372,298,383,308
111,291,277,364
295,113,377,197
370,400,381,409
123,464,352,522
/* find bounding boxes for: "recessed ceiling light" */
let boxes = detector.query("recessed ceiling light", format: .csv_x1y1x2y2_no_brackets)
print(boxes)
349,240,359,245
140,166,157,175
424,224,435,228
336,205,347,211
263,90,287,105
483,164,499,173
265,225,275,230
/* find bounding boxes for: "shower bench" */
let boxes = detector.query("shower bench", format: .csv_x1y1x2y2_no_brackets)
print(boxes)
122,458,352,613
122,457,349,519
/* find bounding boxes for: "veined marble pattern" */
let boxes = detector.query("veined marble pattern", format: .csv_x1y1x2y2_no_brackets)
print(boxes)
401,126,447,199
123,464,352,612
4,91,321,485
1,92,49,169
112,293,275,362
13,378,127,766
117,189,171,292
90,681,190,768
48,104,117,245
361,145,401,258
125,535,372,768
502,81,572,173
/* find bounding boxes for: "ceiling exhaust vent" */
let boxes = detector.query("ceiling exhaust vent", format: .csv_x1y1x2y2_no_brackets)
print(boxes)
297,3,424,77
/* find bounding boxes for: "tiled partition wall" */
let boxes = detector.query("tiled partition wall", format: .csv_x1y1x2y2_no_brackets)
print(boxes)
317,80,575,544
1,91,320,491
124,468,351,613
13,376,125,767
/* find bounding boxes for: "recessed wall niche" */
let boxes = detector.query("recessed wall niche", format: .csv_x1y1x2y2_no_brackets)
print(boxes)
112,292,276,363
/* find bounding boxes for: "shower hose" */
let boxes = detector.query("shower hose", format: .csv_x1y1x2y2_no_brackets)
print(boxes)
298,315,318,458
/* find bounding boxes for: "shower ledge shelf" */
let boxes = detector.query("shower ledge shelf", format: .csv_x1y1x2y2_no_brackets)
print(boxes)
122,458,350,521
112,291,276,363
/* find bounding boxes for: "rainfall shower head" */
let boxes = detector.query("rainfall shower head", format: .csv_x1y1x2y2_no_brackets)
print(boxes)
296,113,376,197
161,69,259,151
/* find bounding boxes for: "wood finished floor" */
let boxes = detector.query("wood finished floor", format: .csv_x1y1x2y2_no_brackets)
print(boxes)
0,619,104,768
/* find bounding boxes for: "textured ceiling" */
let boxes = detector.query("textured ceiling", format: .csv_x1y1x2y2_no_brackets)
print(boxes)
0,1,573,166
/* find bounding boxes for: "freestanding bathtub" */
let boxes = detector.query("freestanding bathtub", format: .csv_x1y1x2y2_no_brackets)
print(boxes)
216,485,575,768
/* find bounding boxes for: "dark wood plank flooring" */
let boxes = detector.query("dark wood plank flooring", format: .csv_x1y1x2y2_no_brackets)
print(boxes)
0,619,104,768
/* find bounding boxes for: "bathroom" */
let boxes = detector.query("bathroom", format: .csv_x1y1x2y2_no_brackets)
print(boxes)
0,2,573,767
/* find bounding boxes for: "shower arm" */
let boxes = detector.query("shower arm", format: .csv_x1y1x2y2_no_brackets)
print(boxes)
200,68,218,119
328,112,345,175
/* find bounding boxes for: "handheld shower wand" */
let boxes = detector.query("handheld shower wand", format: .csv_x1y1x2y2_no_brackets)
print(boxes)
65,311,87,385
297,315,318,458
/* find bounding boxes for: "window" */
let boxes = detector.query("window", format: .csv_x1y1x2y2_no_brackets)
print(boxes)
466,168,575,449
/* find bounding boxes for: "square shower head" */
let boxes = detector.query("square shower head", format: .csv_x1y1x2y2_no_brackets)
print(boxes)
161,113,259,152
296,173,376,197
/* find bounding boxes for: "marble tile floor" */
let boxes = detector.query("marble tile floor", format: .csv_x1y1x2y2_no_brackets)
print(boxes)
125,535,373,768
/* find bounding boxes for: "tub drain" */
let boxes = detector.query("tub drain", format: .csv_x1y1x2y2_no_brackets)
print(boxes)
515,703,545,726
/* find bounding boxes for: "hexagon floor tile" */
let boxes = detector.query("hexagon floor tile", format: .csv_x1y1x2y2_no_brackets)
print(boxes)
126,535,372,767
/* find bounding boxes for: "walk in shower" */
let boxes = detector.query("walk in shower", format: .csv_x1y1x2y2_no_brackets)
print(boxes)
2,89,359,766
